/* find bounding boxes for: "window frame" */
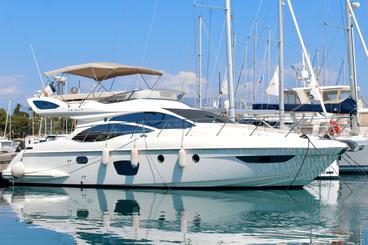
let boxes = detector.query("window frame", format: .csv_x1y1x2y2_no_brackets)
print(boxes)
72,122,153,143
109,111,193,129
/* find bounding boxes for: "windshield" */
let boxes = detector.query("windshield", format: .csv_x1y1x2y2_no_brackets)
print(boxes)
165,108,226,123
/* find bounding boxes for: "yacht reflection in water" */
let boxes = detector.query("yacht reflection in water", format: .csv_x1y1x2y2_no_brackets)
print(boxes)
2,182,347,244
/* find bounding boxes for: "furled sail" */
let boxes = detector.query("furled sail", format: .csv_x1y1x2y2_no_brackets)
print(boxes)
265,66,279,96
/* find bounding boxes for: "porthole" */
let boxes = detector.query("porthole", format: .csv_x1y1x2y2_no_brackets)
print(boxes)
157,154,165,163
76,156,88,164
192,154,200,163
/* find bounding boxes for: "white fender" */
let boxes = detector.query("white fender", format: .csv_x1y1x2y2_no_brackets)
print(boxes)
178,148,186,168
11,161,25,178
130,148,139,168
102,147,110,166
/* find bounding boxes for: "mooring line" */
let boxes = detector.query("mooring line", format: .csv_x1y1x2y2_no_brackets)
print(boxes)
306,135,353,193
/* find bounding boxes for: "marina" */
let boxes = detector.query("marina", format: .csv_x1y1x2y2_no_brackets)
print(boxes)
0,177,368,244
1,0,368,243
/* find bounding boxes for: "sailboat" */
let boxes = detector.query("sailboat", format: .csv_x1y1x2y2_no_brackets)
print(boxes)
246,0,368,174
0,101,16,153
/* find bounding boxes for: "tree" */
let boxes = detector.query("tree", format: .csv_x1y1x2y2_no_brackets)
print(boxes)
0,108,7,135
11,113,29,138
13,103,21,115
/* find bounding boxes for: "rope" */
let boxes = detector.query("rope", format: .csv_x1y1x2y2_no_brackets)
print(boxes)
288,136,310,187
143,132,171,190
341,153,368,176
306,135,353,193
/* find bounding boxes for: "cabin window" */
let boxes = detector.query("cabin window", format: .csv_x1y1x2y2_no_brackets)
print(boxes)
340,91,351,100
110,112,192,129
285,93,300,104
33,100,60,110
164,108,226,123
236,155,294,163
72,123,152,142
323,91,338,101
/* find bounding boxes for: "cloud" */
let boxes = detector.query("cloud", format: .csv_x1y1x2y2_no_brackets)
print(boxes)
0,74,24,85
111,70,204,97
157,71,203,94
0,75,25,108
0,85,19,95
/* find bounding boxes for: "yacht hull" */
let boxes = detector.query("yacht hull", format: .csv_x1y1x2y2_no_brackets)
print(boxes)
3,140,345,188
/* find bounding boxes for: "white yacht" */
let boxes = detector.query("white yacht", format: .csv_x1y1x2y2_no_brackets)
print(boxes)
2,62,348,188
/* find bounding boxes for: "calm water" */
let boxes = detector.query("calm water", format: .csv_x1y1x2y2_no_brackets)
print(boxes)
1,177,368,244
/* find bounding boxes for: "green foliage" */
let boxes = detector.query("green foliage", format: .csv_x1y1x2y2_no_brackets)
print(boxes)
0,103,71,139
13,103,21,115
11,113,29,138
0,108,7,135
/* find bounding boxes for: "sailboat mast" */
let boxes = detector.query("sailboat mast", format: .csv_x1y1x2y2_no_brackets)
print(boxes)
266,29,271,104
198,15,203,109
225,0,235,122
346,0,359,135
253,21,258,104
3,101,10,138
9,101,11,140
278,0,285,129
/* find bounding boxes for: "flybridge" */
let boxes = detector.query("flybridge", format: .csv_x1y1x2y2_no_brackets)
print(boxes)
28,89,188,118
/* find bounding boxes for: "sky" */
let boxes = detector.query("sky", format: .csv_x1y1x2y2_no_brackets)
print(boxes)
0,0,368,110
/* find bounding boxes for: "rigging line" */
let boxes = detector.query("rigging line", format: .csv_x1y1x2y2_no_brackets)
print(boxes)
205,9,212,108
339,0,348,63
141,0,159,67
335,60,344,85
234,61,245,98
316,26,339,80
235,44,250,100
259,40,268,103
201,19,226,72
247,0,264,41
209,18,226,96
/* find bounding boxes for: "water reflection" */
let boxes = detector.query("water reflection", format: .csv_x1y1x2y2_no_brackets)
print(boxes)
0,180,363,244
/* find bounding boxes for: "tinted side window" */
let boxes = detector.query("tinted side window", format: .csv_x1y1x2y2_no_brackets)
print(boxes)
110,112,192,129
72,124,151,142
33,100,60,110
164,108,226,123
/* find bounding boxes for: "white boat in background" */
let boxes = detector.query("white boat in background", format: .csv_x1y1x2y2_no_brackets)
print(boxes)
1,62,348,188
0,138,16,153
247,83,368,175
